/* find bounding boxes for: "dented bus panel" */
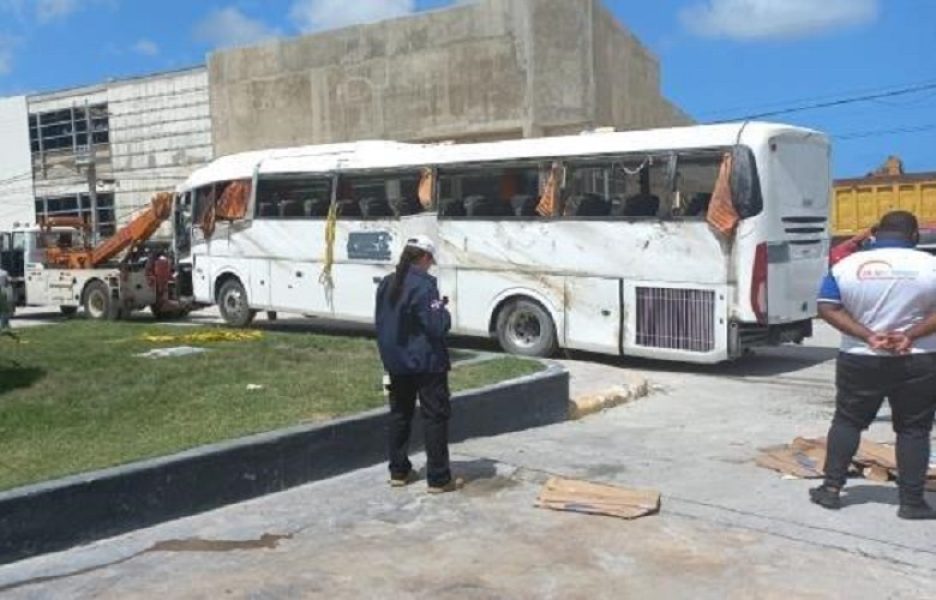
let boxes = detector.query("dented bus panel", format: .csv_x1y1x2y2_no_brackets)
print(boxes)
179,123,829,364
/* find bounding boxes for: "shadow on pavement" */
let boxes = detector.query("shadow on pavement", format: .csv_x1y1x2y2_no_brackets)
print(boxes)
843,484,901,507
560,343,839,379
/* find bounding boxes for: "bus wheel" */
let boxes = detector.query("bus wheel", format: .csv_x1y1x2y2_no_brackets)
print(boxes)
496,299,557,358
218,279,256,327
60,306,78,317
83,281,113,321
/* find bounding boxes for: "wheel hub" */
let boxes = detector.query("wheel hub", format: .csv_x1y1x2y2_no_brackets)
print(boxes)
509,311,542,348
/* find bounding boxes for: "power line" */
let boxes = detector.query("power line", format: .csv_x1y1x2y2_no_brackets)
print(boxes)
710,81,936,123
833,123,936,141
696,77,936,118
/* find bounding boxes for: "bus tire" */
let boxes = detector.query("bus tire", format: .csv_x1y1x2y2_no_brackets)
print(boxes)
217,279,256,328
83,281,113,321
495,299,557,358
60,306,78,317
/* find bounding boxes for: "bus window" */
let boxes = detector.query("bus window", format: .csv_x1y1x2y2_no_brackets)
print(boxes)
339,172,423,218
673,151,724,219
438,164,540,218
564,157,666,217
255,175,333,219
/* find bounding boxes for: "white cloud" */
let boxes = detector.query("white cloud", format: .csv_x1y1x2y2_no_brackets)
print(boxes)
36,0,80,23
194,7,280,48
289,0,416,33
681,0,880,41
0,35,17,75
132,38,159,56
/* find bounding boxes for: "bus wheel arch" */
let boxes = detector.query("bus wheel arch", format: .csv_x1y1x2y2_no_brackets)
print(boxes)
490,294,559,358
215,273,255,328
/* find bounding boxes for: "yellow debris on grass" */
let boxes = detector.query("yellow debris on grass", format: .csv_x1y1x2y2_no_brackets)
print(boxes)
141,330,263,344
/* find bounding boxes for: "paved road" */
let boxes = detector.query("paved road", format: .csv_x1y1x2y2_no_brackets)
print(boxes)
2,316,934,598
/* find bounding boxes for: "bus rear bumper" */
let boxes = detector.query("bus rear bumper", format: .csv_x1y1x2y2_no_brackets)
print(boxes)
730,319,814,357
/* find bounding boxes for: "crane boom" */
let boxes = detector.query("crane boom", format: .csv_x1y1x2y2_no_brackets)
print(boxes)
45,192,173,269
90,192,172,266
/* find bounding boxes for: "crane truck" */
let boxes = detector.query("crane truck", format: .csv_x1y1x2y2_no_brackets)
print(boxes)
0,192,191,320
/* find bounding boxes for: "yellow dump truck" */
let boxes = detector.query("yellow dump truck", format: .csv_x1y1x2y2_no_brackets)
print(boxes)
832,156,936,249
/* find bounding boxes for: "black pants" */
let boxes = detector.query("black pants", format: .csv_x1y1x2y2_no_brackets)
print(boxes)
387,372,452,487
824,353,936,505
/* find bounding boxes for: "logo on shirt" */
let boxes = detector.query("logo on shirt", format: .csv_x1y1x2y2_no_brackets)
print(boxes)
856,260,918,281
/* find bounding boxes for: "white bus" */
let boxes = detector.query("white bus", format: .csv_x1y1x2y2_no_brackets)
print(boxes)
173,122,830,364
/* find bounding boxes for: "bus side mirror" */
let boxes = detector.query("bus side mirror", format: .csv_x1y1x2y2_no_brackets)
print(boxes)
730,145,764,219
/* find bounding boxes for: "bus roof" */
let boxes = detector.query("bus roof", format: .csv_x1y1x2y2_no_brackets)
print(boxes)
180,121,827,190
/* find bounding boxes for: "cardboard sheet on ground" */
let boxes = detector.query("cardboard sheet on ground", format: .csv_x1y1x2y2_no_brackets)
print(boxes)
536,477,661,520
758,437,936,482
136,346,208,359
756,437,826,479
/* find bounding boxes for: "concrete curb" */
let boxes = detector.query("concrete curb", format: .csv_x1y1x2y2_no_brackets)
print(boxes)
0,365,568,566
568,375,650,420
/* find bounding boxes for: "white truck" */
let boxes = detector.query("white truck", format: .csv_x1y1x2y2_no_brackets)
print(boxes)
0,193,190,320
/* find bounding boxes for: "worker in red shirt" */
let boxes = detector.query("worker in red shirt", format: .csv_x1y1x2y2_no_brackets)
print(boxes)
829,228,875,267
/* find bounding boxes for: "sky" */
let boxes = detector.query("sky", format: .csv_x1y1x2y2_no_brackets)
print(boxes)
0,0,934,178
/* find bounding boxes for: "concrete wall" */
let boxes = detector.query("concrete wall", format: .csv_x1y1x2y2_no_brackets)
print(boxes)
0,96,33,230
209,0,691,157
592,3,692,131
107,68,213,224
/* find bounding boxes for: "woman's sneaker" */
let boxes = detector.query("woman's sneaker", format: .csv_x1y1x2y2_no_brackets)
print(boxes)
389,471,416,488
427,477,464,494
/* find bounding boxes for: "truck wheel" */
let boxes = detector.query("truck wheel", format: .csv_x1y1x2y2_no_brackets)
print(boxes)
218,279,256,327
495,299,557,358
83,281,113,321
60,306,78,317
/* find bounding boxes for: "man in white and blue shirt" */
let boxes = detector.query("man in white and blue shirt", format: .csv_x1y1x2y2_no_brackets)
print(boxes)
813,211,936,520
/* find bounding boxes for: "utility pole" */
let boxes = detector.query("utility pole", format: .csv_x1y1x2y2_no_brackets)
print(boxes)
84,100,99,245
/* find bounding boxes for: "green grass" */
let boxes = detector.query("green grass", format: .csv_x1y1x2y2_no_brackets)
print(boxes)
0,321,542,491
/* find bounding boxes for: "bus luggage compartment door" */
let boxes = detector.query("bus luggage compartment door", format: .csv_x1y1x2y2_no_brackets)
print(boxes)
563,277,622,355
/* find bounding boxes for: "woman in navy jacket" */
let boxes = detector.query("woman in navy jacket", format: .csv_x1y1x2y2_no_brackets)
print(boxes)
375,235,457,493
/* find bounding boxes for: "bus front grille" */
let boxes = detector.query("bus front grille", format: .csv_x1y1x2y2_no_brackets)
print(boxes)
635,287,715,353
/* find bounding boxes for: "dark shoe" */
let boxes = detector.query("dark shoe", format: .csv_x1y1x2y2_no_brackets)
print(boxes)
898,502,936,520
389,471,416,488
427,477,464,495
809,485,842,510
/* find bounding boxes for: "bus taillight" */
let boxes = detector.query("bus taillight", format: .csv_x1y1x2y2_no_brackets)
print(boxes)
752,242,768,324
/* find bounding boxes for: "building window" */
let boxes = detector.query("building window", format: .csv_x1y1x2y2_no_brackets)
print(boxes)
34,193,116,238
28,103,110,156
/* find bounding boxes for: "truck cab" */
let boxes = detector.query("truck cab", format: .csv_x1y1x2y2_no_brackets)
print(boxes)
1,229,29,306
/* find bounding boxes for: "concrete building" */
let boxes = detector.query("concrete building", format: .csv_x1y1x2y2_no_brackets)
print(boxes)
0,97,33,231
0,0,689,233
22,67,212,235
210,0,690,157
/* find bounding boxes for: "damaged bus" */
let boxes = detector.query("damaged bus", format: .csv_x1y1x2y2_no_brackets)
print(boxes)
173,122,830,364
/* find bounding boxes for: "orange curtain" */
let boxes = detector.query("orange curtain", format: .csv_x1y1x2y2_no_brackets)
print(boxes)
216,179,251,221
418,168,435,209
706,153,739,238
536,164,561,217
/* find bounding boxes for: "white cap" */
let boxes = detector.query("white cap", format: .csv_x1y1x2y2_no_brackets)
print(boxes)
405,234,436,257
